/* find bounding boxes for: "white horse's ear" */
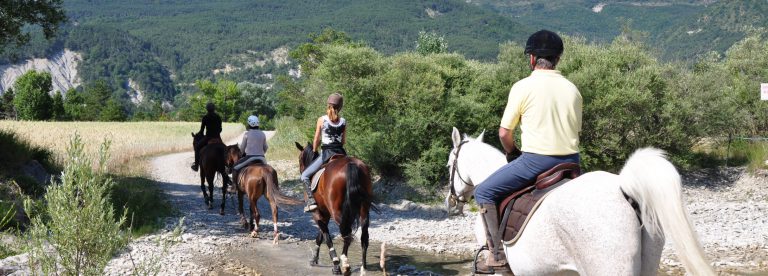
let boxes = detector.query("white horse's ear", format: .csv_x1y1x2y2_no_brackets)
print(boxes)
451,127,461,148
476,130,485,142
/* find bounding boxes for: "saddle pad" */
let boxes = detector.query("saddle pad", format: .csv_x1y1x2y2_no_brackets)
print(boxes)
501,179,570,245
310,167,326,192
234,156,264,170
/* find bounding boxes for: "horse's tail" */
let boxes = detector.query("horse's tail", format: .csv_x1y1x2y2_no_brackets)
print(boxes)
265,167,303,206
340,161,373,237
618,148,714,276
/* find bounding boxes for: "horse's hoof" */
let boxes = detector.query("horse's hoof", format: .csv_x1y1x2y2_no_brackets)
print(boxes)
309,260,319,267
332,267,342,275
220,210,225,216
250,230,258,238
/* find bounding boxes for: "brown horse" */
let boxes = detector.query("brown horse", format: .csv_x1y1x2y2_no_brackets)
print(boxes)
192,132,230,215
295,142,377,275
225,145,302,243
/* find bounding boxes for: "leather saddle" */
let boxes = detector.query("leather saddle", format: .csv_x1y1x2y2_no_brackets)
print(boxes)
207,138,223,145
497,162,581,244
310,154,346,191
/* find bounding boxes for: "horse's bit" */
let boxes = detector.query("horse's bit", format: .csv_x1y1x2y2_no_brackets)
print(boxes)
449,140,471,204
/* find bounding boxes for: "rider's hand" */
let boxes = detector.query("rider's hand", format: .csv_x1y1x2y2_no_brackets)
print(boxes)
506,147,522,163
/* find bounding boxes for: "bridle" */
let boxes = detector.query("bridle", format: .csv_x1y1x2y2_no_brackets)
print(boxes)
449,140,471,204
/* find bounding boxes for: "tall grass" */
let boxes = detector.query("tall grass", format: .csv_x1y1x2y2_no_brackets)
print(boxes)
0,121,243,169
268,116,310,161
110,157,176,236
727,140,768,172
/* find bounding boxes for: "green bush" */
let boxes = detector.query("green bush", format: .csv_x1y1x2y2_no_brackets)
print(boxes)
25,134,128,275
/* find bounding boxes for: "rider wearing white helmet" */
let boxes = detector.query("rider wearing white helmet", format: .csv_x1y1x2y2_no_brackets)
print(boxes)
231,115,269,187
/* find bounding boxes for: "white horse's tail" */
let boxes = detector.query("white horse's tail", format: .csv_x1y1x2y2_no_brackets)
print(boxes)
619,148,715,276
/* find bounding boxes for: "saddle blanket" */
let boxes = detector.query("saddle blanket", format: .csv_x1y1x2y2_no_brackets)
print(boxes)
310,167,326,192
502,179,570,245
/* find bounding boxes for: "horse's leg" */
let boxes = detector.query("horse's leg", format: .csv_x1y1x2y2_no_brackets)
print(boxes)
206,174,215,209
317,218,341,274
360,207,371,272
249,193,260,238
219,170,228,215
310,231,324,266
269,194,280,245
200,174,209,206
340,233,353,276
237,189,247,228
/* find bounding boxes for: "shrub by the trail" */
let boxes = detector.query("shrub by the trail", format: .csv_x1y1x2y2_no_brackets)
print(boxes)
24,134,128,275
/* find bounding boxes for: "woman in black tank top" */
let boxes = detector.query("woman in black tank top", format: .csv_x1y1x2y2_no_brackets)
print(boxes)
299,93,346,212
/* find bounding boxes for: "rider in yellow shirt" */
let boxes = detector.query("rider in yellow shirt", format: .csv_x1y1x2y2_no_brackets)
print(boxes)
474,30,582,274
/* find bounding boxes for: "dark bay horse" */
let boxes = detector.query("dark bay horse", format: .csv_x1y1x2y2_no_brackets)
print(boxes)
295,142,377,275
192,132,230,215
225,145,302,244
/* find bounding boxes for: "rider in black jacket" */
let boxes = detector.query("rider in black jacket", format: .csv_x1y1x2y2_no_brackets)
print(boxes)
191,102,223,171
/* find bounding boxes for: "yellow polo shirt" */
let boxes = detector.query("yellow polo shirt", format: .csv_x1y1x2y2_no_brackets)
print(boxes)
500,70,582,155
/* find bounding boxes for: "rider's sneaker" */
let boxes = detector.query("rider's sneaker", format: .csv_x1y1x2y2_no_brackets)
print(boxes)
191,163,199,172
304,199,318,212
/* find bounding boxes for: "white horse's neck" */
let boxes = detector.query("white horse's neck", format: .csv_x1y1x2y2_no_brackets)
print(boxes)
460,140,506,186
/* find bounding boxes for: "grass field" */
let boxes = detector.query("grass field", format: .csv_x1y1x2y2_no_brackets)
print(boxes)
0,121,244,169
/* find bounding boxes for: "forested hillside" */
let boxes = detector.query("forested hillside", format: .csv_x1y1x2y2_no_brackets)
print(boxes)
1,0,531,101
471,0,768,61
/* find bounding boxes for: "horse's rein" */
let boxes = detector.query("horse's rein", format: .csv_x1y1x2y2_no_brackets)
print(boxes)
449,140,471,203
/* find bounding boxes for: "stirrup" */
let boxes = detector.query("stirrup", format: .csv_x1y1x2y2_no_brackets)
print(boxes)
473,245,509,275
473,245,492,275
191,164,199,172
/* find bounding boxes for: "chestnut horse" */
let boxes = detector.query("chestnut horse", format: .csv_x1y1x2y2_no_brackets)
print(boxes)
192,132,230,215
295,142,377,275
225,145,302,243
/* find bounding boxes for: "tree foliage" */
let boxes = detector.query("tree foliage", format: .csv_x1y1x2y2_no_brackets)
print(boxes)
416,31,448,55
51,91,66,121
0,88,16,119
0,0,67,52
12,70,53,120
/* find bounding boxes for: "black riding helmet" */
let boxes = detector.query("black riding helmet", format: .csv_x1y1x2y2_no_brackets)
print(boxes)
206,102,215,112
524,30,564,58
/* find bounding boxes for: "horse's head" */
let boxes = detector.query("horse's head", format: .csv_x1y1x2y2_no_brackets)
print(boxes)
225,145,241,173
295,142,318,173
192,132,203,147
445,127,489,216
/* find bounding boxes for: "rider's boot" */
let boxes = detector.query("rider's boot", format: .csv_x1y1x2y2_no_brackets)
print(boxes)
475,203,510,274
302,180,318,212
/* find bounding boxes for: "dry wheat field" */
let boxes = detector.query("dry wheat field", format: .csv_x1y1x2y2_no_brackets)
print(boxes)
0,121,244,168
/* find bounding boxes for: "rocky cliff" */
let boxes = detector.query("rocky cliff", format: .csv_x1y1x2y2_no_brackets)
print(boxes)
0,49,82,95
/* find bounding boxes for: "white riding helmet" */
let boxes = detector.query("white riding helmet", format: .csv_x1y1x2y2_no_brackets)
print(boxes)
247,115,260,128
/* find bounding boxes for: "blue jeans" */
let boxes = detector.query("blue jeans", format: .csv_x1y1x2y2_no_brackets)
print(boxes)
300,156,323,183
474,152,580,205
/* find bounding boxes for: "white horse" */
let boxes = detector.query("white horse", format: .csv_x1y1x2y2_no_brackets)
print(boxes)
445,127,714,276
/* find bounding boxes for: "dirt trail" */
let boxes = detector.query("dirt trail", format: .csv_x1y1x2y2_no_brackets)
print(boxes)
104,131,437,276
